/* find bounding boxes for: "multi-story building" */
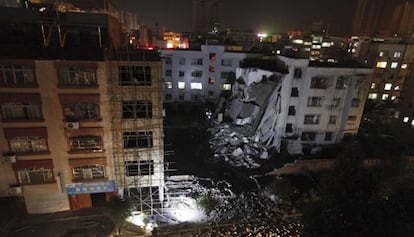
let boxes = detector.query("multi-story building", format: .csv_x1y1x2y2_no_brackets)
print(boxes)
0,6,164,215
225,57,372,154
160,45,261,111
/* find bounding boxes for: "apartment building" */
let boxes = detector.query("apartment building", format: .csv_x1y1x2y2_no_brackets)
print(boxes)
160,45,261,111
225,57,372,154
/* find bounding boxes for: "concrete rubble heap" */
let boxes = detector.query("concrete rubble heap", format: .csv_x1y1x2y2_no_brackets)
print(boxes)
208,124,269,168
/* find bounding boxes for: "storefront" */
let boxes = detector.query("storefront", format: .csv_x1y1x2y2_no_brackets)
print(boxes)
66,180,117,210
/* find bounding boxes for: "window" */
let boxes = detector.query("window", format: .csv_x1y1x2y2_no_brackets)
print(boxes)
332,98,341,108
119,66,151,86
58,67,97,87
190,82,202,90
0,64,36,86
208,78,215,84
310,76,330,89
351,98,361,107
391,96,397,100
304,114,321,124
394,85,400,90
307,97,323,107
325,132,333,141
221,58,232,66
393,51,401,58
221,71,233,79
209,65,215,72
165,81,172,89
382,94,389,100
122,101,152,119
123,131,153,149
347,116,357,121
165,57,172,65
379,51,385,57
285,123,293,133
390,62,398,69
1,102,42,121
370,82,376,89
221,83,231,90
18,168,54,184
125,160,154,176
165,69,172,77
178,94,185,100
209,53,216,60
179,57,186,65
165,94,172,100
73,164,105,180
301,132,316,141
178,81,185,89
336,76,347,89
376,61,387,68
69,135,103,152
63,103,99,121
191,94,199,101
208,90,214,96
403,117,409,123
294,67,302,78
368,93,378,99
10,136,47,153
191,70,203,77
191,58,203,65
288,106,296,115
291,87,299,97
401,64,407,69
328,115,336,124
384,83,392,91
179,71,185,77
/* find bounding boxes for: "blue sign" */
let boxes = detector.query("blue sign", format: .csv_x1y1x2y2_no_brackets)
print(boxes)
66,180,116,195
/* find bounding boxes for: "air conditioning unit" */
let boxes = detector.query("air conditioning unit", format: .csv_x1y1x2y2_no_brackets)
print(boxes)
65,122,79,129
8,186,22,196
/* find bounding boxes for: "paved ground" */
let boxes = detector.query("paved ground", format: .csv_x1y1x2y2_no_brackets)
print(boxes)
9,207,115,237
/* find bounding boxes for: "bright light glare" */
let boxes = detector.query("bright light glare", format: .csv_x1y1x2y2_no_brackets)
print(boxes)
125,212,145,227
166,196,206,223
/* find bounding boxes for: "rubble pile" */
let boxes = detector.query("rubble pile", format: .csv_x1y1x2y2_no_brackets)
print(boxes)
208,124,269,168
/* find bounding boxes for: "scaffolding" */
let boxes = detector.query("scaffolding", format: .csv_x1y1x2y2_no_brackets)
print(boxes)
106,49,165,218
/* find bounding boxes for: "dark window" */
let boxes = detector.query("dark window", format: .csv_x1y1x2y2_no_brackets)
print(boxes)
208,90,214,96
165,57,172,64
58,67,97,86
1,102,42,120
179,71,185,77
191,58,203,65
125,160,154,176
351,98,361,107
328,115,336,124
69,135,103,152
301,132,316,141
285,123,293,133
336,76,346,89
64,103,99,121
0,65,36,87
17,168,54,184
165,94,172,100
191,70,203,77
178,94,185,100
304,114,321,124
348,115,357,121
73,165,105,180
294,67,302,78
307,97,323,107
291,87,299,97
123,131,153,148
209,65,215,72
209,53,216,60
288,106,296,115
325,132,332,141
310,76,330,89
122,101,152,119
208,78,215,84
165,69,172,77
10,136,48,153
119,66,151,86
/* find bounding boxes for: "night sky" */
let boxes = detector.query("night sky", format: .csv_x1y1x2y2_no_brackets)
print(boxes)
115,0,359,36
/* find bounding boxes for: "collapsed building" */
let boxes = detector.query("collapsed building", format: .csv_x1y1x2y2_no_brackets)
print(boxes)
214,57,372,155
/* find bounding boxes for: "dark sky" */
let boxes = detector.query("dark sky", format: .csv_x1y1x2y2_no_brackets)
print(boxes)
115,0,358,36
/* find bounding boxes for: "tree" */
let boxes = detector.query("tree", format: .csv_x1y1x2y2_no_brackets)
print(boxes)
106,196,131,236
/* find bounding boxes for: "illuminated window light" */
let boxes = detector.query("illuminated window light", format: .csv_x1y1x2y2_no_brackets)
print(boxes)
292,39,304,44
384,83,392,90
403,117,409,123
390,62,398,69
391,95,397,100
393,51,401,58
376,61,387,68
401,64,407,69
411,120,414,127
221,83,231,90
370,82,376,89
368,93,378,99
190,82,202,90
394,85,400,90
381,94,389,100
165,81,172,89
178,81,185,89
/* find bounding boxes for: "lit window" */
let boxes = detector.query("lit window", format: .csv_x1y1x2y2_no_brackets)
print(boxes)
376,61,387,68
321,42,331,47
403,117,409,123
393,51,401,58
209,65,215,72
69,135,103,152
391,96,397,100
73,165,105,180
390,62,398,69
401,64,407,69
190,82,202,90
221,83,231,90
382,94,389,100
178,82,185,89
209,53,216,60
394,85,400,90
379,51,384,57
10,136,47,153
384,83,392,90
411,120,414,127
368,93,378,99
208,78,215,84
165,81,172,89
370,82,376,89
